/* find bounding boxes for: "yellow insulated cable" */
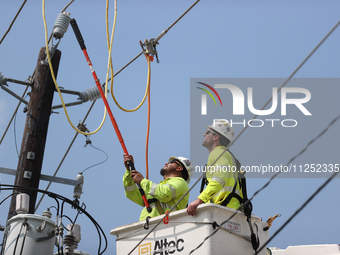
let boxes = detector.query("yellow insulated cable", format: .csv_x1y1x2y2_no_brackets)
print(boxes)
106,2,150,112
145,55,151,179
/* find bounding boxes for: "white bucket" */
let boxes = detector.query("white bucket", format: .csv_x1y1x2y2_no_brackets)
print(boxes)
111,203,269,255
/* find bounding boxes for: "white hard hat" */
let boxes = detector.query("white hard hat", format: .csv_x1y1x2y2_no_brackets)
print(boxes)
208,119,234,142
168,156,194,185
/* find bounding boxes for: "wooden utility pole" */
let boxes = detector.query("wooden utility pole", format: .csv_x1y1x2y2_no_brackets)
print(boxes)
7,47,61,220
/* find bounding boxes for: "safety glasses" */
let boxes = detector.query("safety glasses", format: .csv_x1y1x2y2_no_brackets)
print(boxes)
205,130,216,136
169,159,181,166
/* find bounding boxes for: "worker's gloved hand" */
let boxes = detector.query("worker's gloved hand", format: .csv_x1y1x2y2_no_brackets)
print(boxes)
123,153,134,169
130,170,144,185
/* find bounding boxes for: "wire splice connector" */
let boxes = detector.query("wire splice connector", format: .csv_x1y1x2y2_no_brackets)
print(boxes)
140,39,159,63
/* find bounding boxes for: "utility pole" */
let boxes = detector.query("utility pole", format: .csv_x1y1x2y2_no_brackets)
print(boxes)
7,47,61,220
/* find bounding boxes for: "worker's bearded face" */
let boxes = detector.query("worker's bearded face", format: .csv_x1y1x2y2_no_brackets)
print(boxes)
160,164,176,177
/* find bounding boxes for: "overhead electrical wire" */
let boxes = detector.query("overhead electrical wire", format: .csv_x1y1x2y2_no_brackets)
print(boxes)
13,112,19,158
80,142,108,174
0,192,20,206
61,0,75,13
12,92,29,157
0,83,29,146
109,0,201,81
0,0,28,45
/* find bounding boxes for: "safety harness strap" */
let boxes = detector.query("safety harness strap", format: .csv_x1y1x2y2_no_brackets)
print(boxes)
200,150,259,252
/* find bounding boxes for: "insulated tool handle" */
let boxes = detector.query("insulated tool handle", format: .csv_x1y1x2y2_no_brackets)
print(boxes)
70,18,151,213
127,160,152,213
70,19,86,50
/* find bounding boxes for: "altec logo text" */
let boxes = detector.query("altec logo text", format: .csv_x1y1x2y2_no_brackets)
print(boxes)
197,83,312,127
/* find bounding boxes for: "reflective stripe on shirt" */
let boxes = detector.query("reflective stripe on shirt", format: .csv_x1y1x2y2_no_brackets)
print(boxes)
149,183,158,196
124,184,136,192
211,176,226,187
164,184,177,199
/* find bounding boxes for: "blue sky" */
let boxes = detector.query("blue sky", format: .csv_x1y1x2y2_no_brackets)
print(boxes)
0,1,339,254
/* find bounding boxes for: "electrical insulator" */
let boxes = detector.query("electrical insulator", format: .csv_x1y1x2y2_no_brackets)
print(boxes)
73,173,84,200
79,85,108,103
42,208,52,219
63,233,76,255
53,12,71,39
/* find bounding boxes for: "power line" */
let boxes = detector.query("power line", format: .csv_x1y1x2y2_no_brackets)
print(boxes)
80,142,108,174
0,0,27,45
61,0,75,13
0,86,29,145
113,0,201,77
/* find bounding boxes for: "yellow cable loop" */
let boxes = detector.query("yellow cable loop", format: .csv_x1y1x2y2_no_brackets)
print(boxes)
110,58,150,112
42,0,117,135
106,4,150,112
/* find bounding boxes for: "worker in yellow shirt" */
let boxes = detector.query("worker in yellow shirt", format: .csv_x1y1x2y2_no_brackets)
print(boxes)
123,154,194,221
187,119,242,216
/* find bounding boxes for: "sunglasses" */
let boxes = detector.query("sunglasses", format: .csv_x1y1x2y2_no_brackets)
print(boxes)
205,130,216,136
169,159,181,167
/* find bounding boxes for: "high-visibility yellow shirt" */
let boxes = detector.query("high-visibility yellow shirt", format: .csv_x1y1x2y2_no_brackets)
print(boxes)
123,169,189,221
198,146,242,209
